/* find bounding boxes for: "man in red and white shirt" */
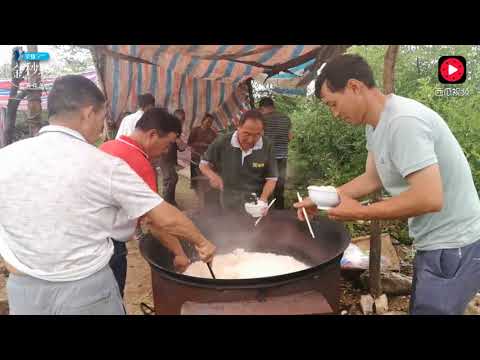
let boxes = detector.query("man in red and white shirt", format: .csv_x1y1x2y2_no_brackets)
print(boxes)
101,108,193,298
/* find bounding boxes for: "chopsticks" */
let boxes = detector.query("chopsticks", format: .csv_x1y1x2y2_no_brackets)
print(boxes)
254,198,276,227
297,192,315,239
206,262,216,279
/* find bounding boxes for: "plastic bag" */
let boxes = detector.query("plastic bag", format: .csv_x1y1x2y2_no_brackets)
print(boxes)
341,243,369,269
341,243,392,270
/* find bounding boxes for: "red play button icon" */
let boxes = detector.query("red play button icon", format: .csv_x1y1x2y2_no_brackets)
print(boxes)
438,56,466,84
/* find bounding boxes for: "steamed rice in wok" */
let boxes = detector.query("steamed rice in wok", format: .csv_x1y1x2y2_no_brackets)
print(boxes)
183,248,309,279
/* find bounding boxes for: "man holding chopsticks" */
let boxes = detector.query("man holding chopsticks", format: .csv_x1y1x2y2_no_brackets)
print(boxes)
294,54,480,315
199,109,278,214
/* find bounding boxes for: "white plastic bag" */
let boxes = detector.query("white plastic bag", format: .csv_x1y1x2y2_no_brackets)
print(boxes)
341,243,369,269
341,243,392,270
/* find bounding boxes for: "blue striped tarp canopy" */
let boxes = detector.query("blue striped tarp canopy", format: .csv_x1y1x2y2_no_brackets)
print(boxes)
96,45,323,136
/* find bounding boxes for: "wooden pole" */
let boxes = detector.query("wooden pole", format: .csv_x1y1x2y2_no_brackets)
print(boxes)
368,209,382,298
89,46,112,140
26,45,43,137
246,78,255,109
5,47,28,146
369,45,400,298
384,45,400,95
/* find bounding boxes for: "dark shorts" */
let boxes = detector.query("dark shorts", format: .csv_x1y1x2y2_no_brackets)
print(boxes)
158,162,178,205
410,238,480,315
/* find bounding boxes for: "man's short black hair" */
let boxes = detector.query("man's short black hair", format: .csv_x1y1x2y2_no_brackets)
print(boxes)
135,107,182,136
239,109,265,127
258,97,274,108
47,75,105,118
315,54,376,98
138,93,156,109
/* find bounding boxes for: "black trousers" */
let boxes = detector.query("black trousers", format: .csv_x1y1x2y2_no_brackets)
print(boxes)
159,161,179,205
109,239,128,299
190,162,201,190
274,158,287,209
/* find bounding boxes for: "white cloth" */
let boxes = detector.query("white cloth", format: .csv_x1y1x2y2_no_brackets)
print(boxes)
0,125,163,282
115,110,144,138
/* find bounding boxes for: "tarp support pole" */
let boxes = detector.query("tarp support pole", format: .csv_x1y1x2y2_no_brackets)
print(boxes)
247,78,255,109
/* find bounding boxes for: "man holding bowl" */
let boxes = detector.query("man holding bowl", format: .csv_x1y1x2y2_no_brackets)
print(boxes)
200,110,278,216
294,54,480,315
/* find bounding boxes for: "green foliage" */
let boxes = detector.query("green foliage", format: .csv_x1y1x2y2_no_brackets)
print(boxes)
94,138,105,148
287,96,367,188
12,111,49,142
42,46,94,77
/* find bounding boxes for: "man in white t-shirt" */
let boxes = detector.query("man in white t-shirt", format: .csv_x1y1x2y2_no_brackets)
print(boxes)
115,93,155,139
0,75,216,315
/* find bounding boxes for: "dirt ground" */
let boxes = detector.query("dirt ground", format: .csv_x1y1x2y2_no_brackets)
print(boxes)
338,246,413,315
123,241,154,315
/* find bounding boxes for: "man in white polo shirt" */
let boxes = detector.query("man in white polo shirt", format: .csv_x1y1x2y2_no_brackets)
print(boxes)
115,93,155,139
0,75,215,315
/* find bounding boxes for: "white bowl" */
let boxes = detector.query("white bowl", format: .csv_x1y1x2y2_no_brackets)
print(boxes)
244,202,265,218
307,185,340,209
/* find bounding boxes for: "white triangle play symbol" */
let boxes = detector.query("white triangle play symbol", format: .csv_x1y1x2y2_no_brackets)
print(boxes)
448,64,458,75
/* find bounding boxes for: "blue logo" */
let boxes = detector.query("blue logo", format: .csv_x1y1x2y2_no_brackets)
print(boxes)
19,52,50,62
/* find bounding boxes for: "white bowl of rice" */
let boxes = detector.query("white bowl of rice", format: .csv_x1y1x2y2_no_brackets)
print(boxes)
244,201,267,218
307,185,340,209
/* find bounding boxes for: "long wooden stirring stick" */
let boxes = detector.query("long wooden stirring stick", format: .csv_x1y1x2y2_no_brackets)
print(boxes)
206,262,216,279
297,192,315,239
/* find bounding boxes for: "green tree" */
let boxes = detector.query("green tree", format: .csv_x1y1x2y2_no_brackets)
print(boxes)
42,45,94,77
